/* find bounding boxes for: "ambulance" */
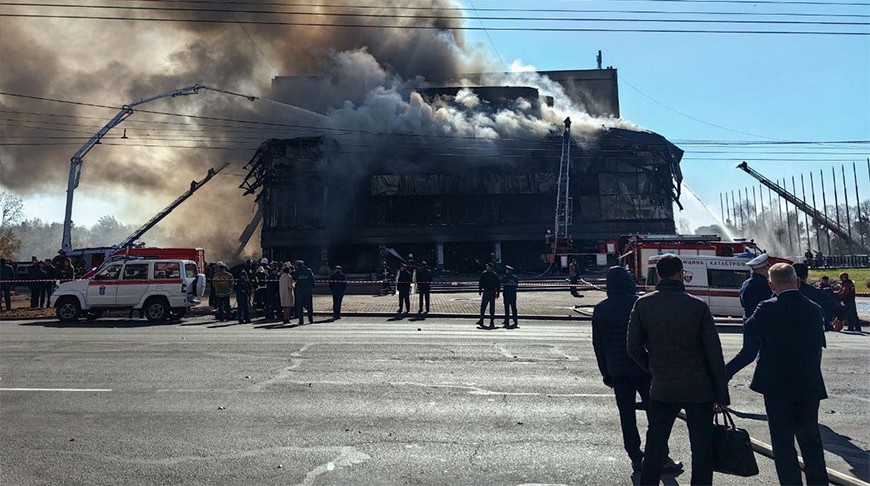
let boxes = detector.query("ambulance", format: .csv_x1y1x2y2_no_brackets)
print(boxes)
645,254,753,317
50,258,206,322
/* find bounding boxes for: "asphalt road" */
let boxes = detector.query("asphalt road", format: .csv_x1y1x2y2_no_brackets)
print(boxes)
1,316,868,486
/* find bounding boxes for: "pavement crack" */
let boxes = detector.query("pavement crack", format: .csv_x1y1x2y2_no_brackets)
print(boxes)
247,343,317,392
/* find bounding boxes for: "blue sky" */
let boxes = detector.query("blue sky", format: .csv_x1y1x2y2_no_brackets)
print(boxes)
458,0,870,229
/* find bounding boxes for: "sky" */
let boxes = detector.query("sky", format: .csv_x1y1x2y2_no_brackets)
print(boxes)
1,0,868,238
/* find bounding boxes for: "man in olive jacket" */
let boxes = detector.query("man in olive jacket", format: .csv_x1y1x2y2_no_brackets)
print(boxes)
627,254,730,486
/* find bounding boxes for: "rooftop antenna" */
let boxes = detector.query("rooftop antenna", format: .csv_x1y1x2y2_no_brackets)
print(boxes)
596,50,603,70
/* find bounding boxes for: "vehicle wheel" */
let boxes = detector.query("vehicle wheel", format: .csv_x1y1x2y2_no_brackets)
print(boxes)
56,297,81,322
144,297,169,322
85,309,105,321
169,307,187,320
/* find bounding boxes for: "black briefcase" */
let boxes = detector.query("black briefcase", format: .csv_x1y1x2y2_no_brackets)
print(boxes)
712,409,759,477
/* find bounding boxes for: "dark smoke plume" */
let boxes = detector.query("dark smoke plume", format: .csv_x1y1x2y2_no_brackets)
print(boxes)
0,0,631,260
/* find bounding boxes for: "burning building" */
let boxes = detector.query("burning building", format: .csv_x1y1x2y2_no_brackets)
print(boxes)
240,69,684,272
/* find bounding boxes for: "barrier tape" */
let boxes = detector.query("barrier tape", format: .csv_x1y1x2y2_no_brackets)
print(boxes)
2,278,868,296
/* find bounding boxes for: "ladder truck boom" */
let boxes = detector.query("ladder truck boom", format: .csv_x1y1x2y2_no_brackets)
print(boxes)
118,163,229,249
61,84,258,254
737,161,866,250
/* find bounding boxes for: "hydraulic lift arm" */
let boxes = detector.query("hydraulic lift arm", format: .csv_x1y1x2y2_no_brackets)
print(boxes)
737,161,866,251
61,84,257,253
117,163,230,249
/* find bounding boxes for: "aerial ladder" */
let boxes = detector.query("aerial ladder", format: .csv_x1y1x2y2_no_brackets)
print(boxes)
737,161,867,251
551,117,574,253
61,84,257,254
117,163,229,248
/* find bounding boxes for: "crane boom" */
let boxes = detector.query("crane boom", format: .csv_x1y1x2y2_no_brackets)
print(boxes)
118,163,229,249
737,161,866,250
61,84,257,253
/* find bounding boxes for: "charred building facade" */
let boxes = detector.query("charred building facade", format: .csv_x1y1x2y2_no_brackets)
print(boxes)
241,70,684,271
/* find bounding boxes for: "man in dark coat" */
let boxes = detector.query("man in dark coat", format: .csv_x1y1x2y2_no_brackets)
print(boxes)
726,263,828,486
627,254,729,486
329,265,347,320
416,261,433,315
42,259,57,302
0,258,14,311
292,260,315,325
794,263,843,332
28,257,46,308
501,265,519,329
476,262,500,329
396,263,412,315
233,272,253,324
593,266,682,474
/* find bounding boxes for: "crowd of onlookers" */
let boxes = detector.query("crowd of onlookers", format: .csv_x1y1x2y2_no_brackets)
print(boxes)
0,256,76,312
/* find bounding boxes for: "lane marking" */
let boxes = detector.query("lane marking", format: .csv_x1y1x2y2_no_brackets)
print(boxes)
0,388,112,392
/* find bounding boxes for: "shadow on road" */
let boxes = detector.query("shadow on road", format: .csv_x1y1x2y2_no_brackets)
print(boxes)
17,319,164,329
818,424,870,481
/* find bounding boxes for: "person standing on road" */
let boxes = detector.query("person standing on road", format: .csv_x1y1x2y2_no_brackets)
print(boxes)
211,263,234,321
42,258,57,302
264,264,280,321
836,272,861,332
568,258,580,297
279,264,295,324
28,257,45,308
329,265,347,320
233,272,253,324
292,260,315,325
416,261,433,315
476,262,500,329
739,253,773,322
627,254,729,486
396,263,412,315
593,266,683,475
726,263,828,486
501,265,519,329
794,263,843,332
0,258,13,311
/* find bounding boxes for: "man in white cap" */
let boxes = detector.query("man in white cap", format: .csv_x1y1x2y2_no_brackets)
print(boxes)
728,252,773,379
739,253,773,322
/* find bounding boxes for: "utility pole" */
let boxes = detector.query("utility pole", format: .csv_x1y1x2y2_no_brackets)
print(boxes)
792,177,801,253
842,165,853,254
801,174,810,251
784,178,793,255
833,167,841,255
810,172,821,252
854,162,865,250
752,186,758,224
821,170,832,255
720,192,725,226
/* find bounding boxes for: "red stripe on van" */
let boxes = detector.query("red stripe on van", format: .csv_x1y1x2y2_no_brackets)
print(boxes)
88,279,183,286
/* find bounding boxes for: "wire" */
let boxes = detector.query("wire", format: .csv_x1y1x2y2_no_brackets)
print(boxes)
1,13,867,35
620,76,784,141
3,4,869,27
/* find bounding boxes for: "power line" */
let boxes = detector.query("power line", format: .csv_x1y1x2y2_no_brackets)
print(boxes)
49,0,870,19
1,13,867,35
3,4,869,27
80,0,870,9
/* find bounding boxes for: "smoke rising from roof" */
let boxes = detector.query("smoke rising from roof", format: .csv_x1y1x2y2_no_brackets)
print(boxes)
0,0,640,260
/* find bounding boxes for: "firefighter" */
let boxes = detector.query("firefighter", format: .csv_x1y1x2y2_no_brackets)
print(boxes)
233,272,253,324
211,262,234,321
416,261,433,315
292,260,315,325
502,265,519,329
252,264,268,316
396,263,412,315
837,272,861,332
329,265,347,320
476,262,501,329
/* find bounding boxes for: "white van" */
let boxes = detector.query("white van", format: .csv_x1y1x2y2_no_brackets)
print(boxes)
49,258,206,322
646,254,752,317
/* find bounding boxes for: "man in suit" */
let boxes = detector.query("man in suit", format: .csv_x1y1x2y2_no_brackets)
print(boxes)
726,263,828,486
794,263,843,333
627,254,729,486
